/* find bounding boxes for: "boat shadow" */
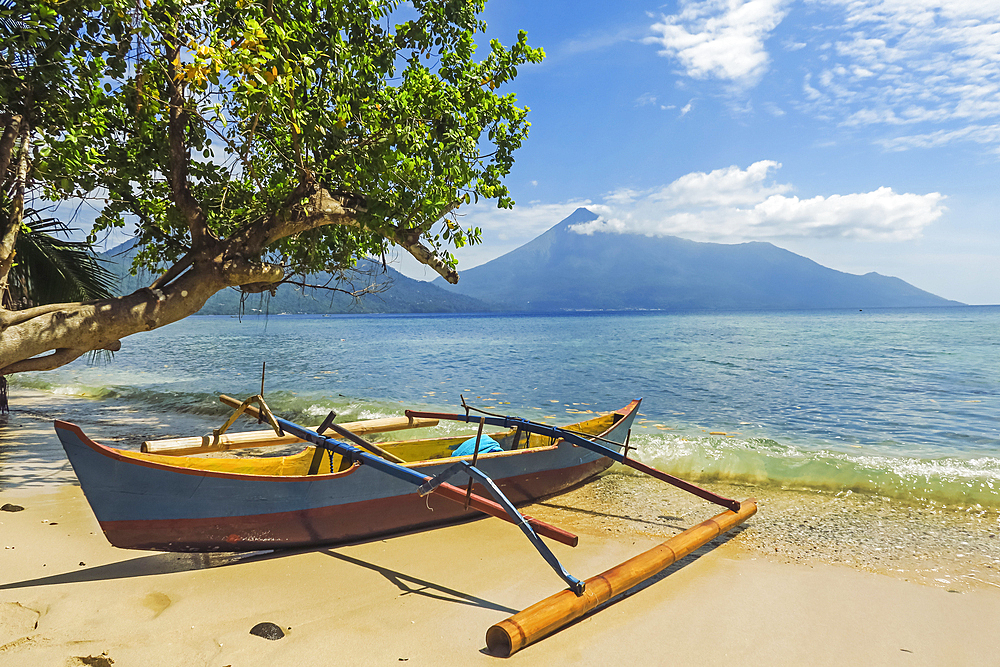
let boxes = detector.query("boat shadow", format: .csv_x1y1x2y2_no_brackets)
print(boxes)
317,549,518,614
1,525,740,623
0,545,517,614
0,551,265,591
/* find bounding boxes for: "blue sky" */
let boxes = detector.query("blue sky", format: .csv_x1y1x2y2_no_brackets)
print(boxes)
395,0,1000,305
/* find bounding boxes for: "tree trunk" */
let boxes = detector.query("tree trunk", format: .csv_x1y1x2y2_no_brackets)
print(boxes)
0,254,265,375
0,126,30,307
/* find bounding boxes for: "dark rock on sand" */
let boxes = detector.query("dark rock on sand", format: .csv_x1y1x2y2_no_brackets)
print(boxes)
250,622,285,640
1,503,24,512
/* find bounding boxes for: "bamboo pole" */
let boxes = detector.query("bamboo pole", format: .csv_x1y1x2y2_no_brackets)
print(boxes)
485,499,757,657
141,415,439,455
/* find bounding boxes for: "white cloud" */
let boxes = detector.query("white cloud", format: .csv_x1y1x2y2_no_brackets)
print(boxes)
569,160,946,242
877,123,1000,151
559,26,643,57
797,0,1000,146
645,0,788,88
679,102,693,116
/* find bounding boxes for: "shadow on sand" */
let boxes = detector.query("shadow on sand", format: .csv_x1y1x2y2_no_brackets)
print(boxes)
0,544,517,614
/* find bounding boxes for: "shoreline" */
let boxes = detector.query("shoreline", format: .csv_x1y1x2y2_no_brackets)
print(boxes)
4,388,1000,590
3,394,1000,663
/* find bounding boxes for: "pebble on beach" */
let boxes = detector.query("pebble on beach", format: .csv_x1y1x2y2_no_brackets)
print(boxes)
1,503,25,512
249,622,285,640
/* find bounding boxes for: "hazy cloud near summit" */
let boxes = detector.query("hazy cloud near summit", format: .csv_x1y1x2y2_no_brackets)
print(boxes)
449,162,946,264
571,161,947,242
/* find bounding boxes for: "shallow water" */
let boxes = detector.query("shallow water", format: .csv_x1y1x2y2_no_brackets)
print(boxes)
11,307,1000,505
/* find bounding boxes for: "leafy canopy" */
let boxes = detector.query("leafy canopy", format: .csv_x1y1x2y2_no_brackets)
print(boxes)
12,0,543,278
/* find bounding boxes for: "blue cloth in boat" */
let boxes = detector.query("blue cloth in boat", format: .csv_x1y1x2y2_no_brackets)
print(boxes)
452,434,503,457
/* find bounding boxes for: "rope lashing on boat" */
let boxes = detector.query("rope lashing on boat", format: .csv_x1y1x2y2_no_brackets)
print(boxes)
308,411,339,474
212,394,284,448
321,411,339,473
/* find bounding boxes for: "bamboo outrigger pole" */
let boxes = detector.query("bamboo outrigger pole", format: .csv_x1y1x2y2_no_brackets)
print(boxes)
486,499,757,657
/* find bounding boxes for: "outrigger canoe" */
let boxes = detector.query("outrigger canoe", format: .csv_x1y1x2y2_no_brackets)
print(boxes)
54,398,642,553
55,394,757,656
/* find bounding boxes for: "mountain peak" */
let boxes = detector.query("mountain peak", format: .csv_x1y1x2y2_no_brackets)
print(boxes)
435,209,962,311
556,207,599,230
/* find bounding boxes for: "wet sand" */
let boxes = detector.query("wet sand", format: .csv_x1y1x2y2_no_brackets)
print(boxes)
2,397,1000,665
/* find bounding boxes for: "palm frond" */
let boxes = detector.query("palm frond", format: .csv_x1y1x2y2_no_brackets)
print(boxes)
6,211,119,309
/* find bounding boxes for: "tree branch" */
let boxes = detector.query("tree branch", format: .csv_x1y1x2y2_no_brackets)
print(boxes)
0,301,77,328
0,262,228,374
0,339,119,375
165,36,212,250
396,236,459,284
239,178,319,252
149,253,193,290
289,189,461,283
0,347,89,374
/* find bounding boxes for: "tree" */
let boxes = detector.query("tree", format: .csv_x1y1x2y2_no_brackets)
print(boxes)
0,0,543,375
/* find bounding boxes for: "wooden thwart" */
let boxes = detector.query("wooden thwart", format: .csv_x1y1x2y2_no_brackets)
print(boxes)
485,499,758,657
142,414,439,455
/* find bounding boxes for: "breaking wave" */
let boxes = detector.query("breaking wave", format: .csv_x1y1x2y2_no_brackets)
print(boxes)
632,432,1000,508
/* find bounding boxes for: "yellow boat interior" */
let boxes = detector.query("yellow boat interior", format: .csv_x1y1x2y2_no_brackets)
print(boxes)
120,411,622,477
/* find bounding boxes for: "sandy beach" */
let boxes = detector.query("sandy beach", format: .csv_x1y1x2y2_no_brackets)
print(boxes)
2,398,1000,666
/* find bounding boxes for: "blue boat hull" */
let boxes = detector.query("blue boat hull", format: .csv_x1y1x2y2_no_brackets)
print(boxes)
55,400,640,551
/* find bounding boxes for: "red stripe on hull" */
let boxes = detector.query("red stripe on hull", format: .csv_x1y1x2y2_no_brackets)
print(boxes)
99,457,613,551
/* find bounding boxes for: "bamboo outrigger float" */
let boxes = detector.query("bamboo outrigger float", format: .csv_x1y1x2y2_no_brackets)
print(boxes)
55,392,756,656
486,500,757,656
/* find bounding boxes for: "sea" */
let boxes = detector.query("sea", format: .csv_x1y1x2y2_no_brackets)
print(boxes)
5,306,1000,589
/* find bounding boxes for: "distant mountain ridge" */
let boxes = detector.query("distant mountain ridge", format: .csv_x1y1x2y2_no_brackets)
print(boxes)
99,208,961,315
99,240,493,315
433,208,962,311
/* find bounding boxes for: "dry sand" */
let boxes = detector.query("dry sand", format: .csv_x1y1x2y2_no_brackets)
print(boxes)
2,407,1000,666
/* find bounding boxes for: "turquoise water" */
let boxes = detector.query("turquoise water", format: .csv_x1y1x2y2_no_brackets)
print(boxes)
12,306,1000,508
